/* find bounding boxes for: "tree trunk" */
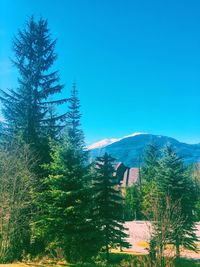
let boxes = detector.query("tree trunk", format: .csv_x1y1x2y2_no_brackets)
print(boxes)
105,223,110,262
106,243,109,262
176,240,180,258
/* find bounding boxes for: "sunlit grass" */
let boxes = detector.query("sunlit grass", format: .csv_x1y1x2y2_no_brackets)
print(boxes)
0,249,200,267
136,240,149,248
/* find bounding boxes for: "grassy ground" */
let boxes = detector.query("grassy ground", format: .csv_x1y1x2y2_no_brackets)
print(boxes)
0,255,200,267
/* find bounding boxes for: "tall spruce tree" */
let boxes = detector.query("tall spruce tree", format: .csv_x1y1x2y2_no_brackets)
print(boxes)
34,84,100,262
66,82,84,146
93,153,130,261
141,143,160,219
124,185,142,220
157,145,198,257
0,16,66,167
141,142,160,183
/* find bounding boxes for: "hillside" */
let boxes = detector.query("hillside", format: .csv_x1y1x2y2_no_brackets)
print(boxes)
89,134,200,167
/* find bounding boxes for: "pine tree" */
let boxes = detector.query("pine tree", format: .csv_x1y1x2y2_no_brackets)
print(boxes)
141,142,160,183
66,82,84,147
124,185,142,220
93,153,130,261
34,84,100,262
157,145,198,257
141,143,160,219
0,17,67,257
0,16,67,168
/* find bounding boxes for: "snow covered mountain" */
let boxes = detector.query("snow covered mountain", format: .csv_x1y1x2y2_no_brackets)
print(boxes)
87,138,119,150
87,132,146,150
89,133,200,167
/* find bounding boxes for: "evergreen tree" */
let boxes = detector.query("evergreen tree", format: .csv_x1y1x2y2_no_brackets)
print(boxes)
192,163,200,221
157,145,198,257
141,179,161,219
141,142,160,183
124,185,142,220
141,143,160,218
93,153,130,261
34,84,100,262
0,16,66,169
66,82,84,146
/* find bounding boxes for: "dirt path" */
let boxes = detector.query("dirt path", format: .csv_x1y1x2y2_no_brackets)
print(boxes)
124,221,200,259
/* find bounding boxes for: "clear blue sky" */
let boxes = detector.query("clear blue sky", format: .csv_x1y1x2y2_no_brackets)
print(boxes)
1,0,200,144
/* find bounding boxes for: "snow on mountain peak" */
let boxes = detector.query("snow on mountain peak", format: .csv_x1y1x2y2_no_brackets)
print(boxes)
123,132,147,138
87,138,119,150
87,132,147,150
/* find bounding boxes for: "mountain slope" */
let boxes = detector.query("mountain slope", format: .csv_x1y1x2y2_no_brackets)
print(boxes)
87,132,146,150
89,134,200,167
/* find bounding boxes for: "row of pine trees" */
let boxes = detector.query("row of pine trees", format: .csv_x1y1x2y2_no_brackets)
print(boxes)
0,16,199,265
141,144,198,264
124,143,199,266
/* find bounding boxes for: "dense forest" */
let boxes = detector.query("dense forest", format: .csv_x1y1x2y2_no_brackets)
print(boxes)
0,17,199,267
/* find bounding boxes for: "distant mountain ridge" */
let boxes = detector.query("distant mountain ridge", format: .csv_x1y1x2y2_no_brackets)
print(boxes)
87,132,146,150
89,133,200,167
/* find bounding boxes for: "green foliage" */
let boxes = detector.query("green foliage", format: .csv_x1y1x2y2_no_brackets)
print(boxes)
174,258,200,267
92,153,130,261
0,16,199,265
141,179,161,219
0,142,34,263
141,142,159,183
192,163,200,221
140,143,161,219
157,145,198,256
195,200,200,221
141,144,199,261
124,185,142,220
0,16,66,170
34,84,100,263
67,82,84,147
0,16,68,261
